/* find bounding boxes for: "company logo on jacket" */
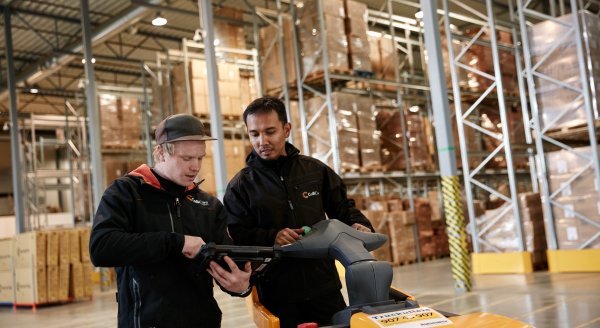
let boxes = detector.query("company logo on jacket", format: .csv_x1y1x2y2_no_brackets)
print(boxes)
302,191,320,199
186,195,209,206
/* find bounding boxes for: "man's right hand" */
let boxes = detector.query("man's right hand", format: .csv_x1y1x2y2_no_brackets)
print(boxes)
182,235,205,259
275,228,305,246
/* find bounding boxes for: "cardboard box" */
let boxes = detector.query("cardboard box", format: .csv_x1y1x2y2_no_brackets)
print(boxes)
70,262,84,299
46,230,59,266
58,264,70,301
80,228,91,263
14,266,47,304
0,270,15,303
46,265,59,303
0,238,14,271
69,229,81,264
82,262,94,297
58,230,70,265
14,231,46,269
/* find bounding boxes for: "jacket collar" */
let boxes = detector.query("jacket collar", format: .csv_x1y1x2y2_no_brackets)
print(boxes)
246,142,300,169
128,164,198,192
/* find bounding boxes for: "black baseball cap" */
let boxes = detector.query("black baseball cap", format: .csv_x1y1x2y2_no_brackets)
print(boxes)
155,114,216,144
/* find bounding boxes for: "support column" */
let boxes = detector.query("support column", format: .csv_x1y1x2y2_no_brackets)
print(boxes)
4,7,27,233
200,0,227,201
80,0,104,214
420,0,471,292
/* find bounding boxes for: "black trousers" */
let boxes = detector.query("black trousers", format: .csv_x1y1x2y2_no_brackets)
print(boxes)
264,290,347,328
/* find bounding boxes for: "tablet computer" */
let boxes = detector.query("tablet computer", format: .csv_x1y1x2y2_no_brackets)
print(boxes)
196,242,281,276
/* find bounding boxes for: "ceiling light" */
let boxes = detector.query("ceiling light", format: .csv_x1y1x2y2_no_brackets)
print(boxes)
409,106,419,113
81,58,96,64
152,12,167,27
30,88,39,94
193,29,202,43
415,11,423,19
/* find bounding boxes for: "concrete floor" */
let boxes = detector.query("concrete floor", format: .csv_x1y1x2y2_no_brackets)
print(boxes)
1,258,599,327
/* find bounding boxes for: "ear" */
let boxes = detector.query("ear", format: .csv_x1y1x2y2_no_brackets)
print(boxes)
283,122,291,138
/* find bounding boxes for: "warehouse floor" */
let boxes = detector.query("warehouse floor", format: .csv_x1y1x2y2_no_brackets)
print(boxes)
1,258,599,328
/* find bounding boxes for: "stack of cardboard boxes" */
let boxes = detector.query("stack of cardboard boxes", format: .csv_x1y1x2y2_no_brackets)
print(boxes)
530,11,600,130
345,0,372,73
1,228,94,305
259,16,296,94
547,146,600,249
198,139,249,195
173,60,244,118
368,33,396,88
304,93,361,171
355,96,381,169
99,94,141,149
476,193,548,268
297,0,349,78
376,106,406,171
360,196,416,265
213,7,246,59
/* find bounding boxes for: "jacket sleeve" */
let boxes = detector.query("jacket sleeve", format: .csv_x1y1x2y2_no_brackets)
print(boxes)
321,165,374,231
223,178,279,246
89,178,185,267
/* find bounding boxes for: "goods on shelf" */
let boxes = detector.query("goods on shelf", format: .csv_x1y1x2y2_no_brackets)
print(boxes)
475,192,548,268
529,11,600,130
345,0,372,73
103,159,145,187
376,106,406,171
259,15,296,94
304,93,361,171
213,6,246,59
198,138,249,195
367,33,396,90
441,27,517,94
172,60,245,118
297,0,349,78
355,96,381,169
545,145,600,249
99,94,141,149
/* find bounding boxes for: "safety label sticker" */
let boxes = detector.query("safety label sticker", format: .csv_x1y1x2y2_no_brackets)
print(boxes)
367,307,454,327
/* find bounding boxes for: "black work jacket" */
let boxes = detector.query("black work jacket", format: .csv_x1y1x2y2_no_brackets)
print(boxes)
90,164,234,328
224,143,373,304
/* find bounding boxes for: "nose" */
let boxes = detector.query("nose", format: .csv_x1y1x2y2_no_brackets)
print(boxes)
190,158,200,172
258,133,268,146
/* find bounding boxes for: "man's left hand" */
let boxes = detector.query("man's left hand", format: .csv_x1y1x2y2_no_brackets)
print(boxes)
207,256,251,294
352,223,372,233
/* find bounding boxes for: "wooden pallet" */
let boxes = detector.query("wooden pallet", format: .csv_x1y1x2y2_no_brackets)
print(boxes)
395,259,416,267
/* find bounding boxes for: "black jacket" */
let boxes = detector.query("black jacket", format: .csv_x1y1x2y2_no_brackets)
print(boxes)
224,143,373,304
90,164,233,328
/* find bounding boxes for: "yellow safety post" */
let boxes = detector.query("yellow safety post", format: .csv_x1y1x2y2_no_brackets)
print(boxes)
442,176,471,292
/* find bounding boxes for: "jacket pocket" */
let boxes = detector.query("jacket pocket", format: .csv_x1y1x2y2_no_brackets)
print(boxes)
293,180,324,225
130,276,165,327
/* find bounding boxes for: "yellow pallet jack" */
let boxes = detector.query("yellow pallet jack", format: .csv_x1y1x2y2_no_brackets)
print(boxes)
235,219,534,328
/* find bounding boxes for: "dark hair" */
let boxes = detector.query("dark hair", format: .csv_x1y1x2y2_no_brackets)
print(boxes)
243,96,288,125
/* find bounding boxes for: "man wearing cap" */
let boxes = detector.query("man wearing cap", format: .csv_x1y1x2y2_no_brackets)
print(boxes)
224,97,373,328
90,114,252,328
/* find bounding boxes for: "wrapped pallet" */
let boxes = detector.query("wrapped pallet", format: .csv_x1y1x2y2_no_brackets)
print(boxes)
259,15,296,94
297,0,349,77
355,96,381,169
304,93,360,171
475,193,548,268
376,107,405,171
214,6,246,59
345,0,372,73
546,145,600,249
529,11,600,130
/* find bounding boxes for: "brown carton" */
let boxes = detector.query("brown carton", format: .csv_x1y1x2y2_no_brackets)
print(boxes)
58,230,70,265
46,230,59,266
80,228,91,263
58,264,70,301
70,262,84,299
46,265,59,303
82,262,94,297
